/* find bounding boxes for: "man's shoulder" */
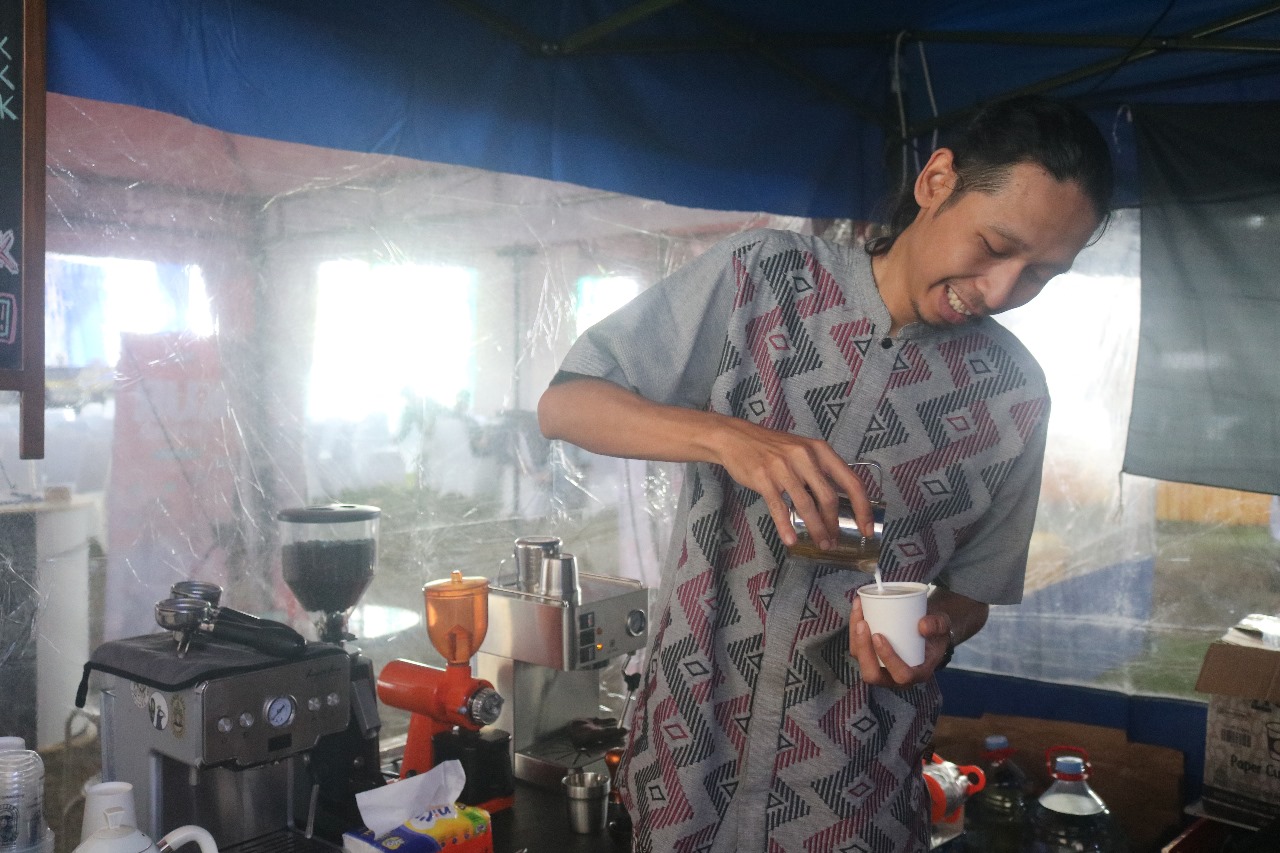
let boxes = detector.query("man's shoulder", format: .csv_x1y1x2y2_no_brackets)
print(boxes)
722,227,849,258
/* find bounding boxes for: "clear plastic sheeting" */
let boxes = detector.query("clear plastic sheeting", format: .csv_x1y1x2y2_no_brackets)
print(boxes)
3,94,1280,811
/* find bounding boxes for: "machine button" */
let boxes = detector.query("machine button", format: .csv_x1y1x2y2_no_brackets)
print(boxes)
579,612,594,629
579,629,595,647
307,696,321,712
579,646,595,664
217,717,234,734
238,712,255,729
326,692,341,707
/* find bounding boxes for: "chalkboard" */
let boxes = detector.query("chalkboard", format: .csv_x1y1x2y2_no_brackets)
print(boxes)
0,0,43,459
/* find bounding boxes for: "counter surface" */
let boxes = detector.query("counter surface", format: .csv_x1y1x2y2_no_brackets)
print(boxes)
491,781,631,853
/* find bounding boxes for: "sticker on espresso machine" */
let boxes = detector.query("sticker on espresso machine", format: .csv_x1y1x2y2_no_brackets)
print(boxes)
131,682,148,708
147,692,170,731
170,694,186,737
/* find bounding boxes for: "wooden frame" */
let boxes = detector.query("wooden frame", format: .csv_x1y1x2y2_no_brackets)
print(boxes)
0,0,44,458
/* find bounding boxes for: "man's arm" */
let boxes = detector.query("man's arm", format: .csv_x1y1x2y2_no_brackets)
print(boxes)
538,376,875,549
850,584,989,687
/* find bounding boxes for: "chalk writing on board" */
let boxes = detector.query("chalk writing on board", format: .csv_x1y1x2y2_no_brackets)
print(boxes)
0,229,15,274
0,31,13,120
0,293,12,344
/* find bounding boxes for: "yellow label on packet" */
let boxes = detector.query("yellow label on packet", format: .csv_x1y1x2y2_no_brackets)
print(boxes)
406,805,476,845
342,803,491,853
407,804,490,845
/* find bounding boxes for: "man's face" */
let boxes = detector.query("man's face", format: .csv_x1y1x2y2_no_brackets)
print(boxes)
889,151,1100,333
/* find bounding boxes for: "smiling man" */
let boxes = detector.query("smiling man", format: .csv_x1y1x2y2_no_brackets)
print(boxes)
539,96,1113,852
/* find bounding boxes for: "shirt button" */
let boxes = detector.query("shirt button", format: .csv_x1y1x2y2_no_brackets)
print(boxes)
880,338,893,349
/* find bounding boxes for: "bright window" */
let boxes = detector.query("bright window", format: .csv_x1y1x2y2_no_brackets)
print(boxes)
45,254,214,367
576,275,640,338
308,260,476,430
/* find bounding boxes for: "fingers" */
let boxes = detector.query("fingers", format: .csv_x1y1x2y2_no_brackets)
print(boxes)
780,471,839,549
714,420,879,549
719,424,843,547
824,459,875,537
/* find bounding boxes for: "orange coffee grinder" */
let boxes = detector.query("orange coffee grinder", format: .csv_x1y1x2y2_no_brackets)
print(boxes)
377,571,515,812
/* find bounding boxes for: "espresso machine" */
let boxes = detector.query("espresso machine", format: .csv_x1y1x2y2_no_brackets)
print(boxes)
81,601,351,851
475,536,649,788
78,503,389,851
376,571,515,812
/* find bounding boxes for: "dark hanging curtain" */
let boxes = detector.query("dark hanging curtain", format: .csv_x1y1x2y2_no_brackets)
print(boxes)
1124,103,1280,494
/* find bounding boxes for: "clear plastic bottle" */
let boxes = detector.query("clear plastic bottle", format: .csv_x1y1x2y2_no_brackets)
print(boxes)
1024,747,1124,853
964,734,1030,853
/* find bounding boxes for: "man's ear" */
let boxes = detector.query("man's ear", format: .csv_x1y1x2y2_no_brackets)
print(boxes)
914,148,957,212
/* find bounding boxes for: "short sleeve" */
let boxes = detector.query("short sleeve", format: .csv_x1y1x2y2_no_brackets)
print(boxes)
556,230,771,409
933,410,1050,605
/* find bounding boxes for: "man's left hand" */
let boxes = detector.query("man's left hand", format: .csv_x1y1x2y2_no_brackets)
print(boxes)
849,597,954,687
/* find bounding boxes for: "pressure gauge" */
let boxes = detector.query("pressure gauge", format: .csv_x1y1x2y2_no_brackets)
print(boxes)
265,695,296,728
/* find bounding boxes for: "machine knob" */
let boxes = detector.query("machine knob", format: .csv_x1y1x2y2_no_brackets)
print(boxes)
467,686,504,726
625,609,647,637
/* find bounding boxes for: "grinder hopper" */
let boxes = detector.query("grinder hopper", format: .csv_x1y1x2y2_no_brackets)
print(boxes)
278,503,380,644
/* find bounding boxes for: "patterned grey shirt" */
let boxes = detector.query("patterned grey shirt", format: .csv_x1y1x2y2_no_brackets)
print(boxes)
558,228,1049,852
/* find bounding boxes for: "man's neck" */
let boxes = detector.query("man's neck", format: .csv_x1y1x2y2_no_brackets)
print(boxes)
870,245,908,336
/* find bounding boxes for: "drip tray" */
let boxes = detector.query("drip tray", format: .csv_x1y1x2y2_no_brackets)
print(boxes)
514,730,612,788
224,829,342,853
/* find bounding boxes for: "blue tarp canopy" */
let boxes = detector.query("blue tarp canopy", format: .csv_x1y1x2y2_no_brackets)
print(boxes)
47,0,1280,219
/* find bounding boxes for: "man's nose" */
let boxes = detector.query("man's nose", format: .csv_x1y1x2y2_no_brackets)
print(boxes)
979,262,1024,312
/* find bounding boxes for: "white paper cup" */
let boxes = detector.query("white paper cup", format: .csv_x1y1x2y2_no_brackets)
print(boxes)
856,581,928,667
80,781,137,840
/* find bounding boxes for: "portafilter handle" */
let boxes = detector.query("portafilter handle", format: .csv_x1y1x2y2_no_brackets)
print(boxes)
155,597,308,658
171,579,304,639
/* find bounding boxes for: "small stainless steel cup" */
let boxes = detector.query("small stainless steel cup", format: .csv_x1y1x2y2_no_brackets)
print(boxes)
541,553,581,604
787,461,887,570
563,769,610,834
514,535,561,594
788,495,886,569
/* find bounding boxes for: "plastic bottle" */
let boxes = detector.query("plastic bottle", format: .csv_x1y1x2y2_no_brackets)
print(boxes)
964,734,1030,853
1024,746,1124,853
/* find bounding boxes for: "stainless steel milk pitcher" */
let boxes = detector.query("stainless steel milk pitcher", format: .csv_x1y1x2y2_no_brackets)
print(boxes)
786,461,885,571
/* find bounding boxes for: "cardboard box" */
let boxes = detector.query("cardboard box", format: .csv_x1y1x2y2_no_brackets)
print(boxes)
1195,616,1280,825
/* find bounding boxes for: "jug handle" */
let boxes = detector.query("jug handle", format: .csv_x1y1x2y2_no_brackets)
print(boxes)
956,764,986,795
850,460,884,495
1044,744,1092,778
158,826,218,853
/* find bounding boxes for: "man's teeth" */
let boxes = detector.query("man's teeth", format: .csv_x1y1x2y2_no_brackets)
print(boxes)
947,287,972,316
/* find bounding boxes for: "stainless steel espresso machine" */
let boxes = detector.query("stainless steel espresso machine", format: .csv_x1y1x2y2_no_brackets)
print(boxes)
84,631,350,851
77,504,388,852
476,536,649,788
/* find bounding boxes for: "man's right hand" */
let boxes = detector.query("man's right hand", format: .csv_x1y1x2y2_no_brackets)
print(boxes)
538,377,875,550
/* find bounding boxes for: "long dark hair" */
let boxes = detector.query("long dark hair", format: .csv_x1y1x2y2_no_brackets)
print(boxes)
865,95,1114,256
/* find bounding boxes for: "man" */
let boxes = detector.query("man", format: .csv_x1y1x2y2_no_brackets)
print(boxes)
539,96,1112,852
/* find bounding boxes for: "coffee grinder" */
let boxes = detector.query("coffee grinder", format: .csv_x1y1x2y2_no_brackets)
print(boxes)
376,571,515,812
278,503,387,840
476,536,649,788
